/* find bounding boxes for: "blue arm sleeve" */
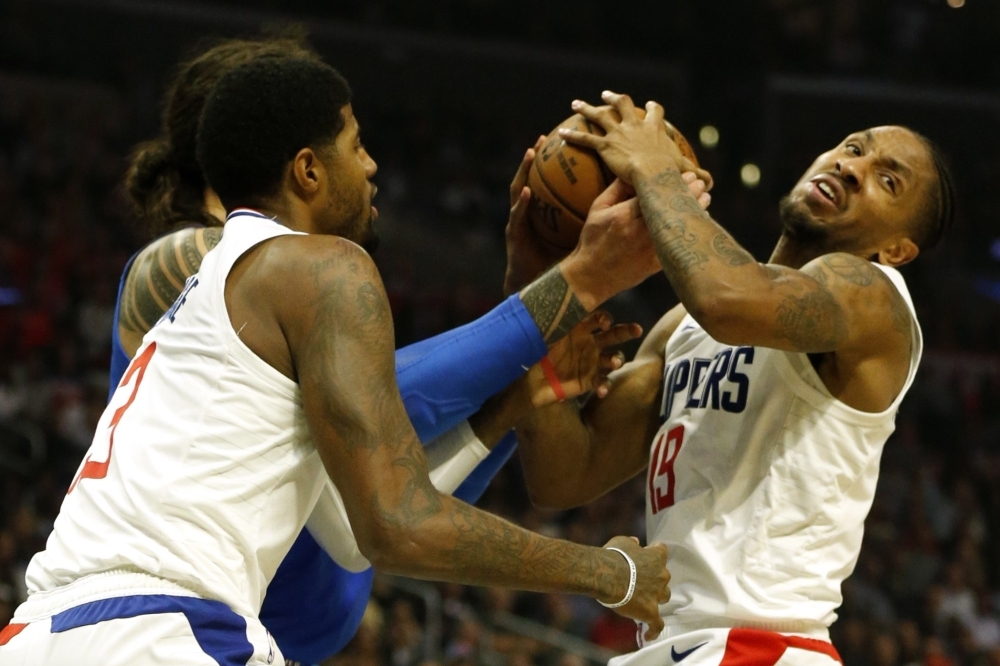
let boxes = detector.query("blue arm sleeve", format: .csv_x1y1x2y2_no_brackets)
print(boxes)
395,293,547,443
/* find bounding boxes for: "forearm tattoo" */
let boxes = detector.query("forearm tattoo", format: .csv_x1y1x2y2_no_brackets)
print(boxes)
520,265,589,344
303,250,625,600
638,169,756,293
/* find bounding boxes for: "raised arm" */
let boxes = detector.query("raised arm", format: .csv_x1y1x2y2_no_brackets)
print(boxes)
561,94,912,361
275,235,670,639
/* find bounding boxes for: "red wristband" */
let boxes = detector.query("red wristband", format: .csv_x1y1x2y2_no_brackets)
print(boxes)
539,356,568,403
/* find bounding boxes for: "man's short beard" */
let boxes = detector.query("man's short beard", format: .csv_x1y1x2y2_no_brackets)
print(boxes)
778,194,830,247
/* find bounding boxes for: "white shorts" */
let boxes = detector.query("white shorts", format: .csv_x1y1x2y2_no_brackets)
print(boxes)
609,627,842,666
0,592,281,666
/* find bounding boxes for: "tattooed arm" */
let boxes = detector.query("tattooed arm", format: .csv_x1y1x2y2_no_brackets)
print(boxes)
264,235,670,639
118,226,223,356
516,178,666,343
560,95,912,355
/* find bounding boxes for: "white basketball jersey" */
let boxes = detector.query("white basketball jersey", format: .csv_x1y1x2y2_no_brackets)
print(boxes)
24,211,325,619
645,264,921,638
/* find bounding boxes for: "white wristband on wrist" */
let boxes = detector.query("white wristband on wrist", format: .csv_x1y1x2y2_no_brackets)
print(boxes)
598,547,637,609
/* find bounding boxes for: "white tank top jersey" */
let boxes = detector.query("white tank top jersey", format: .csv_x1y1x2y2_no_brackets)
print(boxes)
22,211,323,620
644,264,922,641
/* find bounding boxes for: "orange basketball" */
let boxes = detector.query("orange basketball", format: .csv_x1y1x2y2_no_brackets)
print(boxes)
527,110,698,251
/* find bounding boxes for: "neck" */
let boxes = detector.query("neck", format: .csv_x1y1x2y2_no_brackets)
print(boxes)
768,233,824,269
246,195,314,234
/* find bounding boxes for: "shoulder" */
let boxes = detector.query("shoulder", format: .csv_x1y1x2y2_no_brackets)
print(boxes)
130,226,223,279
245,234,388,334
253,234,380,290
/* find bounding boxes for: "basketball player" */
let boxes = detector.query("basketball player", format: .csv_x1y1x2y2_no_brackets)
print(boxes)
0,61,680,665
102,38,711,665
513,91,955,665
115,37,712,665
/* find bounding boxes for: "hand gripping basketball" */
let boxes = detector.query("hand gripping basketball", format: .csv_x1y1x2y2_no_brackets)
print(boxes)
561,91,713,188
601,535,671,642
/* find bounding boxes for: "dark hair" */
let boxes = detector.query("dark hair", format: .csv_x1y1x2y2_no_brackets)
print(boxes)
196,57,352,210
123,33,322,237
910,131,956,251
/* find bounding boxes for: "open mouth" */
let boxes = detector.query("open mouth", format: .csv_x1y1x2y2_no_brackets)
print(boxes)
809,174,843,209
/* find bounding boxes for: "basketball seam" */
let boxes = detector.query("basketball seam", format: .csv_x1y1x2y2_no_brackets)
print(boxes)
534,142,590,221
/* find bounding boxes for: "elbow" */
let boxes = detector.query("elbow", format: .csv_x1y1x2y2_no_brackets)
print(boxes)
355,516,422,572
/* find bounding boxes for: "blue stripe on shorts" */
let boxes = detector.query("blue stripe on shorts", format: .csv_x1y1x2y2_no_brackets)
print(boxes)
51,594,256,666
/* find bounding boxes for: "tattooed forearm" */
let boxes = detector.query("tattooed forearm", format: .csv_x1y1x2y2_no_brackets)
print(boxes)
298,244,628,602
634,167,758,304
520,266,589,344
431,497,622,597
712,233,754,266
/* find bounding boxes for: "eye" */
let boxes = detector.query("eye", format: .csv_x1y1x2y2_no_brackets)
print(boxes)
846,144,862,156
882,174,896,194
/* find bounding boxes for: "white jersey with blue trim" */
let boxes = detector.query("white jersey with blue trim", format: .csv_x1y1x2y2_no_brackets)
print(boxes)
644,263,922,640
23,210,323,619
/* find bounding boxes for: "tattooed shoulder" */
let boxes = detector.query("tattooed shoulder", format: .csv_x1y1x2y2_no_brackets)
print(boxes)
820,254,877,287
120,226,223,335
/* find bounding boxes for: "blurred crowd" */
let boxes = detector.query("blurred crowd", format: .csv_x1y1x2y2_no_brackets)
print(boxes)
2,18,1000,664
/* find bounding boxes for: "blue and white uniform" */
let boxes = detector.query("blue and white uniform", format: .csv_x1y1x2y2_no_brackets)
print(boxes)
612,264,922,666
0,212,546,665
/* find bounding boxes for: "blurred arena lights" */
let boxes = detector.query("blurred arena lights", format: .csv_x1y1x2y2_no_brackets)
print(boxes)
699,125,720,149
740,163,761,188
991,238,1000,261
947,0,965,7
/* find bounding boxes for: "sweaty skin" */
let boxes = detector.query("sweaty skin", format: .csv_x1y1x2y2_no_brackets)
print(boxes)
516,93,935,510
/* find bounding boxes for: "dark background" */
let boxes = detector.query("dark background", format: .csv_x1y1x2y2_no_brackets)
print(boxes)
1,1,999,665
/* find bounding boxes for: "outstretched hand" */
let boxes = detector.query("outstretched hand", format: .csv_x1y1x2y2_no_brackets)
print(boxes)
559,91,709,187
523,311,642,408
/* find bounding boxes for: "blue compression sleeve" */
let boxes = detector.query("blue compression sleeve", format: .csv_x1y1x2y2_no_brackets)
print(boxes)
395,293,547,443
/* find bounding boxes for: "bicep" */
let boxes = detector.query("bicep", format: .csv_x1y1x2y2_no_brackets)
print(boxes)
283,243,436,550
706,255,902,354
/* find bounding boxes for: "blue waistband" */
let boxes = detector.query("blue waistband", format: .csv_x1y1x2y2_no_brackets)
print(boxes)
51,594,256,666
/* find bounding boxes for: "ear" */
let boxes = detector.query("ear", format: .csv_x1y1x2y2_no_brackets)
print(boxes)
877,236,919,267
290,147,324,197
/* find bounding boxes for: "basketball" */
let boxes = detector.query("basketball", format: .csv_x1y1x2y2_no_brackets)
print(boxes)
527,110,699,251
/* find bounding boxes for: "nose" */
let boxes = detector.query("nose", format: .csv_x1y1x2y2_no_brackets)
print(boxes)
362,148,377,179
836,157,864,191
